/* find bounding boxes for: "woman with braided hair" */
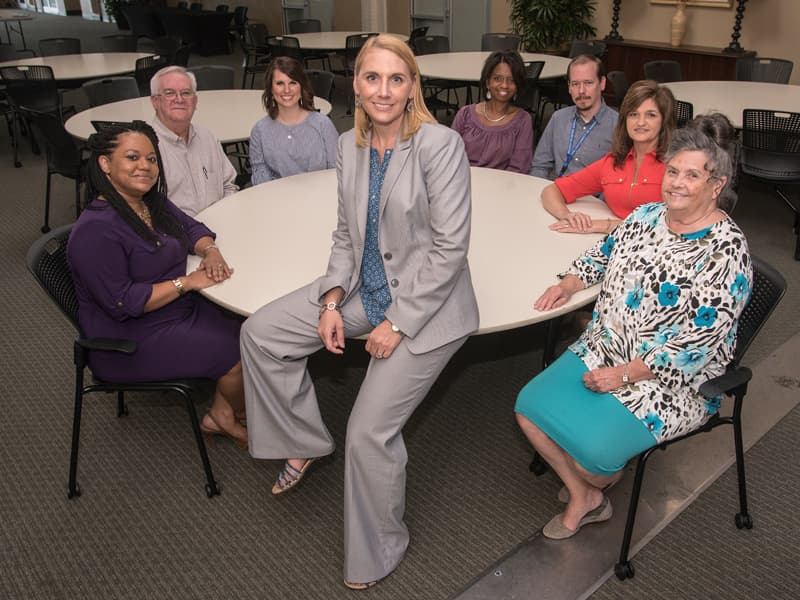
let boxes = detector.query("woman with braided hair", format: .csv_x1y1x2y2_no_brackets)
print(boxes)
67,120,248,449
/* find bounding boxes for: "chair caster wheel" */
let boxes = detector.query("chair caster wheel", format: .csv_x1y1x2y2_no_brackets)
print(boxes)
205,481,221,498
529,454,549,476
614,561,634,580
41,225,50,234
735,512,753,529
67,482,81,499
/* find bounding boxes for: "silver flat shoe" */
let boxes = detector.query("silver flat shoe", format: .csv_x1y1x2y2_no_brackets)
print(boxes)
543,496,613,540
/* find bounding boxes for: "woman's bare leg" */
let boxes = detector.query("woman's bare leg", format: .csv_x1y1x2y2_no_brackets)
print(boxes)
206,361,247,439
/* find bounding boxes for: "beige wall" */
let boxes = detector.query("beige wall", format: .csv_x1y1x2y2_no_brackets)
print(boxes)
494,0,799,85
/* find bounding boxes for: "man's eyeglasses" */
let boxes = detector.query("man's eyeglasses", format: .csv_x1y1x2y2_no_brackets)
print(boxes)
157,89,196,100
568,80,597,90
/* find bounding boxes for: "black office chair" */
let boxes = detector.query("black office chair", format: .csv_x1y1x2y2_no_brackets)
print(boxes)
188,65,236,90
26,225,222,499
100,34,138,53
407,26,428,54
517,60,545,130
615,255,786,579
240,23,270,88
735,57,793,84
38,37,81,57
569,39,606,58
134,54,170,96
343,33,378,115
643,60,682,83
229,5,248,46
266,35,304,63
20,108,86,233
215,3,229,12
481,33,520,52
674,99,694,128
740,109,800,260
171,44,192,67
0,42,36,61
606,70,629,108
414,35,461,115
288,18,321,34
82,76,140,107
306,69,335,103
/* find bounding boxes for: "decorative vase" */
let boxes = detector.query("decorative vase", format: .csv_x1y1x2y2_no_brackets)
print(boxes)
670,1,688,47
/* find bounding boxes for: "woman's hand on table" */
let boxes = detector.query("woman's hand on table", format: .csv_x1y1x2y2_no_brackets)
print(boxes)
550,215,618,235
548,211,595,234
534,275,584,311
197,247,234,283
365,320,403,360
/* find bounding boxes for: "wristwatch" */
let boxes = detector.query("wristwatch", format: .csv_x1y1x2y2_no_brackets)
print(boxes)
319,301,341,317
172,278,185,296
389,321,403,336
621,367,630,384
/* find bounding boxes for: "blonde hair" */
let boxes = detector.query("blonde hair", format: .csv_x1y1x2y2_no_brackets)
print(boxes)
353,34,435,148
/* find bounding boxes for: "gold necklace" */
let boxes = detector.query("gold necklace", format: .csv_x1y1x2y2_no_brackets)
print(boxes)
481,102,509,123
135,204,153,228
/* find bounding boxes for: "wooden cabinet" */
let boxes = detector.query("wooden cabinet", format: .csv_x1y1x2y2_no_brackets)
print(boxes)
604,39,754,83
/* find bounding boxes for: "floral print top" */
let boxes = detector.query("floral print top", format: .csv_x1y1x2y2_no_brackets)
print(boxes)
564,202,752,443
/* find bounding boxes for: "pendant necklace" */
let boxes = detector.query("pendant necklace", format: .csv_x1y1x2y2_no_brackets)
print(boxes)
135,204,153,228
482,102,509,123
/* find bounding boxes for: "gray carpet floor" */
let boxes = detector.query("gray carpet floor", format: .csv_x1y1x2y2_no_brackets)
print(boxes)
1,12,798,600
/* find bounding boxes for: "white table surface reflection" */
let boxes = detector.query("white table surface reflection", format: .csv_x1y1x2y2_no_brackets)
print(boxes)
416,51,571,82
65,90,332,144
291,31,407,51
188,167,611,333
0,52,153,81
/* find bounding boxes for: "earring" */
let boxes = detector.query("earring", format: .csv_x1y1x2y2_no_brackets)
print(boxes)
299,97,303,107
486,91,492,100
406,99,413,113
355,96,361,108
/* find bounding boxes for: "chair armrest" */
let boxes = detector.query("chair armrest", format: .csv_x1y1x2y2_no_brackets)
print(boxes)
699,366,752,398
77,337,137,354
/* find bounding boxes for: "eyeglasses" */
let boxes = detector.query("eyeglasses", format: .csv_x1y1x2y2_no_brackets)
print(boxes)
568,79,597,90
157,89,196,100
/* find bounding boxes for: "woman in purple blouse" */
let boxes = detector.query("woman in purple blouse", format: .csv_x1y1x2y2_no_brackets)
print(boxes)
66,121,247,450
450,50,533,173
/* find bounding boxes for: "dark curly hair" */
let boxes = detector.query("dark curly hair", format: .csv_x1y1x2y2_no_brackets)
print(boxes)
85,120,186,246
262,56,316,119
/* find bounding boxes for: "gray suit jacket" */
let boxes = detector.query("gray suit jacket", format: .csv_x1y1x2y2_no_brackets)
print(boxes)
310,122,479,354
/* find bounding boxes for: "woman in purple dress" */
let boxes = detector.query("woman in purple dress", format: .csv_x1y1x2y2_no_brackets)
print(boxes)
450,49,533,173
67,121,247,449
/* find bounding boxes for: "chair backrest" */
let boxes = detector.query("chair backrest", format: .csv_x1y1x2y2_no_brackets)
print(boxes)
266,35,303,62
305,69,335,102
413,34,449,56
481,33,520,52
408,26,429,45
188,65,236,90
246,23,269,49
171,44,191,67
39,37,81,57
732,256,787,365
0,65,60,113
100,34,138,53
232,5,248,27
289,18,322,34
0,43,35,61
82,76,140,107
569,39,606,58
135,54,170,96
20,107,83,176
26,224,80,331
674,99,694,128
643,60,682,83
344,33,378,71
516,61,545,112
148,35,182,61
606,70,628,107
215,4,229,12
736,57,793,84
739,109,800,181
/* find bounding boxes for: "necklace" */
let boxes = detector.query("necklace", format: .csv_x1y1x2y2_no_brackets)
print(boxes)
481,102,509,123
666,205,720,230
135,204,153,228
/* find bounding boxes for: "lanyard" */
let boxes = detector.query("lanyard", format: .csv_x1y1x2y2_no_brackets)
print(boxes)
558,115,598,177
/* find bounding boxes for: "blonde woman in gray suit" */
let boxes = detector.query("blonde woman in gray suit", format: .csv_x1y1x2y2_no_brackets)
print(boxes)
240,35,479,590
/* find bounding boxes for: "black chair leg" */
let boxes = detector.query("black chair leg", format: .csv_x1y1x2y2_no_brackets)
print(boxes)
180,389,220,498
615,447,656,580
732,395,753,529
542,315,563,370
68,364,84,499
528,452,549,475
116,391,128,417
42,172,52,233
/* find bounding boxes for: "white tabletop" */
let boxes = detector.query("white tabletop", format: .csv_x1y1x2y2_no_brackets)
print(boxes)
187,167,611,333
663,81,800,128
0,52,153,81
416,51,571,82
0,9,34,22
65,90,333,144
291,31,407,51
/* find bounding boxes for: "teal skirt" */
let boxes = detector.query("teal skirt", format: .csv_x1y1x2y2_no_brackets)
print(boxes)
515,351,656,476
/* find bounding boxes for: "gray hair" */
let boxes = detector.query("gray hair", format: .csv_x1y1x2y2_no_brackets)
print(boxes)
150,65,198,96
665,113,737,212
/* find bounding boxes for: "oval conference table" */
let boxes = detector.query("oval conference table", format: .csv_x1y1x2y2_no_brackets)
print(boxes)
65,90,333,144
290,31,407,51
187,167,611,334
663,81,800,128
0,52,154,87
416,51,571,82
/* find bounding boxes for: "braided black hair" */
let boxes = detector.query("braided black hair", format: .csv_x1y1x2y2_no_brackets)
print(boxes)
85,120,187,245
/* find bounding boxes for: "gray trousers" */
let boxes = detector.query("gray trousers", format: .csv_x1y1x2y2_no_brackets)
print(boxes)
240,284,467,582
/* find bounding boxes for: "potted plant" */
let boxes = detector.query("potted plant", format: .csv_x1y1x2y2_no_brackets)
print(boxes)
509,0,597,52
104,0,131,30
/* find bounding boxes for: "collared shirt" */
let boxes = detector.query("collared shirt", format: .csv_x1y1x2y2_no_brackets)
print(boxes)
555,149,666,219
530,102,617,180
150,116,238,217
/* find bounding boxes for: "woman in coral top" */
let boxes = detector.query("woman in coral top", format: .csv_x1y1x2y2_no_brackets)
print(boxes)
541,80,676,234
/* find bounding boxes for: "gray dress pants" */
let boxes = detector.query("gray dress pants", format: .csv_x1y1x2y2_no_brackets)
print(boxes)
240,284,467,582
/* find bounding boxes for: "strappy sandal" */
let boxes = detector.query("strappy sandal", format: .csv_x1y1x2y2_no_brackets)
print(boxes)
271,458,318,495
343,579,379,590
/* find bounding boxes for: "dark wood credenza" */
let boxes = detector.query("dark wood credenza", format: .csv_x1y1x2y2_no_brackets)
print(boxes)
604,39,755,83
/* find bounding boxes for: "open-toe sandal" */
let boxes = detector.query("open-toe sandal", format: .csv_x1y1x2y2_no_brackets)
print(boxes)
272,457,318,495
343,579,379,590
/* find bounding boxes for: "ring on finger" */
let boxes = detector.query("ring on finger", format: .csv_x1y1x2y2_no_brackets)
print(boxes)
376,353,383,359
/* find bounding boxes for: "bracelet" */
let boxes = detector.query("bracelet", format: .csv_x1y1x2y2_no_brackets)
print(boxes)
172,278,185,296
606,218,611,233
201,243,219,257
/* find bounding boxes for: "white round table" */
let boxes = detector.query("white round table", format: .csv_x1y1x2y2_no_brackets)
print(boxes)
187,167,611,333
663,81,800,128
0,52,153,83
416,51,571,82
65,90,333,144
291,31,407,51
